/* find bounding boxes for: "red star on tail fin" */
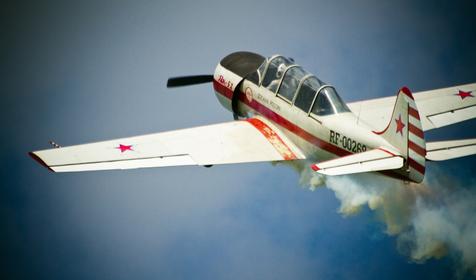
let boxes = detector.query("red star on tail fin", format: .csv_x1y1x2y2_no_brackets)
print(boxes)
395,114,405,135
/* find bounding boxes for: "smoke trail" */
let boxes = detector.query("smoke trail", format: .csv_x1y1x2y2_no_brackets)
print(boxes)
291,162,476,277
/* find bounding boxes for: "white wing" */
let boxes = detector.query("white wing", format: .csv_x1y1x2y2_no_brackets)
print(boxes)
310,147,403,176
348,83,476,132
30,117,305,172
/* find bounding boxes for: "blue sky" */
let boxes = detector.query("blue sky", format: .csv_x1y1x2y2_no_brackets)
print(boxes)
1,0,476,279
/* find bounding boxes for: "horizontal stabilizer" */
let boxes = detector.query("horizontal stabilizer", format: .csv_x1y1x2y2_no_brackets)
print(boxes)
426,138,476,161
310,147,403,176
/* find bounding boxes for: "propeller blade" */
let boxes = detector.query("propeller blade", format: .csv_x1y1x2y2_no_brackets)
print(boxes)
167,75,214,88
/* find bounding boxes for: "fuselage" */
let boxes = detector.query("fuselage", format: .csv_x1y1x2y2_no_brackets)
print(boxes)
212,51,393,165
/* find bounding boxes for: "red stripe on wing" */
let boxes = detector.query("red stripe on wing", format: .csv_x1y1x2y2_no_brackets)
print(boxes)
246,118,297,160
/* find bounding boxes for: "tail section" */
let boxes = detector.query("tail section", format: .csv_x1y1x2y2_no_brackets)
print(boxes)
374,87,426,183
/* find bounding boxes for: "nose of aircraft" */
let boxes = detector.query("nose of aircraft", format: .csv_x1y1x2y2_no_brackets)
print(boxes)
166,51,264,88
220,51,265,77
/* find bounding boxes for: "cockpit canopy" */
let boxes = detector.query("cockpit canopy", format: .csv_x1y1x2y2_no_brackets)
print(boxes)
250,55,350,116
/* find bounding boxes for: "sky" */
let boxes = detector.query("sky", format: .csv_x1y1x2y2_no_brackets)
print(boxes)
1,0,476,279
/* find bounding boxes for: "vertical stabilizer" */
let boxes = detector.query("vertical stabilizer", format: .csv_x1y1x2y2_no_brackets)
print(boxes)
374,87,426,183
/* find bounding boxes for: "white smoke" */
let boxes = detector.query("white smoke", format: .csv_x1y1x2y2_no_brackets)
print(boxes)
290,162,476,277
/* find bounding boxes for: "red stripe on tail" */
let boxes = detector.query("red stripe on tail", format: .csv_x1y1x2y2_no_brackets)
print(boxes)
408,107,420,120
408,158,425,174
401,87,414,100
408,140,426,156
409,123,424,138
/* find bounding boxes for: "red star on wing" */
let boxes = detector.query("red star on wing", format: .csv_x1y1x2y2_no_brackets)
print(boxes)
395,114,405,135
116,144,133,153
455,90,473,100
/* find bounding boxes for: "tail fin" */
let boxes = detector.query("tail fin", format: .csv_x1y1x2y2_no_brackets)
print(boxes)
374,87,426,183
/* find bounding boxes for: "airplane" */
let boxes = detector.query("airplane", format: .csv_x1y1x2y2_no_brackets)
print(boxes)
29,51,476,183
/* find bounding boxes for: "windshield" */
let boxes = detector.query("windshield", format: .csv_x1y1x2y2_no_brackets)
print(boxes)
261,56,293,92
256,59,267,84
311,86,350,116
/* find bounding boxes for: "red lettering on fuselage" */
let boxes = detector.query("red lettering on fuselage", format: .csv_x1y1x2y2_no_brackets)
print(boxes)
218,75,233,90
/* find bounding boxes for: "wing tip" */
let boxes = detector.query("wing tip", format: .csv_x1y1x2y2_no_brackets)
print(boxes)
310,164,320,171
29,152,55,172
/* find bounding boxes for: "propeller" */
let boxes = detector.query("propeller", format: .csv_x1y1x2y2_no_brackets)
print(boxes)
167,75,214,88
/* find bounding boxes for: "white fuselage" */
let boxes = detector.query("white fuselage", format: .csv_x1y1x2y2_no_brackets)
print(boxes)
213,63,393,165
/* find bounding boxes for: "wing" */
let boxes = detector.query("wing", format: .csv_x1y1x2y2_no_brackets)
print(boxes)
426,138,476,161
30,117,305,172
348,83,476,132
310,147,403,176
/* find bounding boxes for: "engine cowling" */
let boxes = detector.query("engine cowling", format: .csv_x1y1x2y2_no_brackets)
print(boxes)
213,52,265,117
